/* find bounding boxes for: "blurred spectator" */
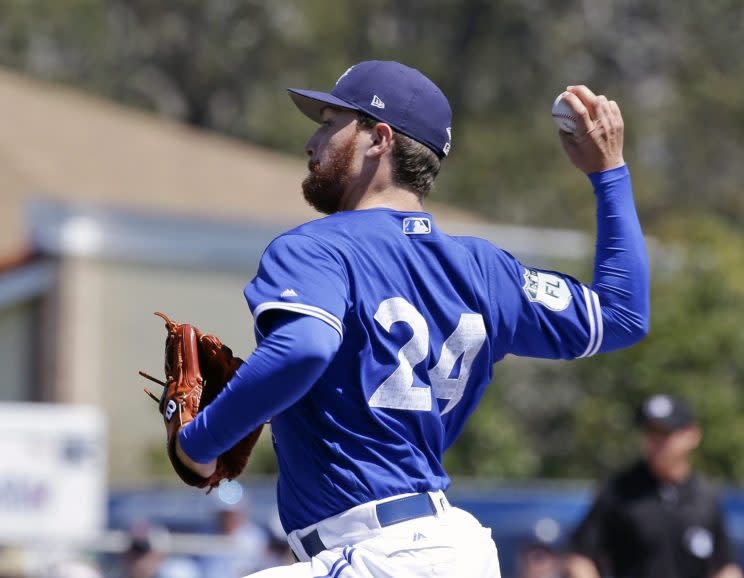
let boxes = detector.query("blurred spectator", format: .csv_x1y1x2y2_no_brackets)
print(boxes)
564,394,743,578
201,488,270,577
515,542,561,578
111,522,199,578
261,512,293,568
114,523,165,578
262,533,293,569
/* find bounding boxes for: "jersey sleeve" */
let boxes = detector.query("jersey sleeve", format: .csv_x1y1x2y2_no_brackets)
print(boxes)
482,165,649,360
244,233,350,339
179,314,340,463
485,249,605,359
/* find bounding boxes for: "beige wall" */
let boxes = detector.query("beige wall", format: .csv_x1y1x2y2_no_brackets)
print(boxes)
55,256,262,483
0,302,37,400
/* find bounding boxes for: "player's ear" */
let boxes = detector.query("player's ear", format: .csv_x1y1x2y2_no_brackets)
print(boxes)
365,122,395,159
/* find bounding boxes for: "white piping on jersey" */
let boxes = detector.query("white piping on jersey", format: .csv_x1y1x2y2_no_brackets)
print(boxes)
253,301,344,337
589,290,603,357
577,286,595,357
577,285,603,358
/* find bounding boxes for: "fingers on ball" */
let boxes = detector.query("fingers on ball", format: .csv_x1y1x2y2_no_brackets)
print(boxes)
560,91,586,116
566,85,599,112
561,91,593,133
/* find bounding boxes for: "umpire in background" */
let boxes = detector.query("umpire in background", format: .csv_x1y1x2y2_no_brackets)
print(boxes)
564,394,742,578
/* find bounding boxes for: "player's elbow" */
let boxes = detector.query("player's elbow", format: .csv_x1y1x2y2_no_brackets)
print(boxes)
636,315,650,341
626,319,649,346
615,322,648,349
628,298,651,344
626,309,650,344
604,313,649,352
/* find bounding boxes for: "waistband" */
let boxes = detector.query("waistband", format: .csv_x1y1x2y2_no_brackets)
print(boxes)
287,491,450,562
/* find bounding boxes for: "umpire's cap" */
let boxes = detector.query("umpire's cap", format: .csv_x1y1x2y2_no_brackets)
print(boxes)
288,60,452,159
635,394,696,432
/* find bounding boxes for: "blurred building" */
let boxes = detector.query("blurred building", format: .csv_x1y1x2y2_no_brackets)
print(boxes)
0,67,592,484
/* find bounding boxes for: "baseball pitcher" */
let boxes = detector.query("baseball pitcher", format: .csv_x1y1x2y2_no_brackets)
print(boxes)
160,61,650,577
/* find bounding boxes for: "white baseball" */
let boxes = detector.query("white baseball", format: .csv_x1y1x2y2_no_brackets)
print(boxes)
552,93,577,133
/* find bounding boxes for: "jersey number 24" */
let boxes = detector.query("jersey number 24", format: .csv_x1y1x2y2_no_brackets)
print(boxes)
368,297,486,414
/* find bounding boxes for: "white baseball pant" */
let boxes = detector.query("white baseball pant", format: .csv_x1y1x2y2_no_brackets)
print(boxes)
245,491,501,578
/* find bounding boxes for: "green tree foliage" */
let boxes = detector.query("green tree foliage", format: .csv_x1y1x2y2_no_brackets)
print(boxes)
1,0,742,226
502,217,744,481
1,1,743,480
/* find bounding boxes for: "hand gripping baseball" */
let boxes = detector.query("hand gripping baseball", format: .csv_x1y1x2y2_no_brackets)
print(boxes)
557,85,625,175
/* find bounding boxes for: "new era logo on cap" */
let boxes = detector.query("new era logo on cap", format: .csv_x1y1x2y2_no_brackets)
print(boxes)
371,95,385,109
288,61,453,159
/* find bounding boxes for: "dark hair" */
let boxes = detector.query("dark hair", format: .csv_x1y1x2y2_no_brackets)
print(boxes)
357,112,441,198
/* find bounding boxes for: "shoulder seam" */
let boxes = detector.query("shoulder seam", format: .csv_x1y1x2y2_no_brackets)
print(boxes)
272,233,350,288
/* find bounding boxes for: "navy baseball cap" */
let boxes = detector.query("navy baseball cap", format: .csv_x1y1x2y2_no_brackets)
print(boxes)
288,60,452,159
635,394,696,432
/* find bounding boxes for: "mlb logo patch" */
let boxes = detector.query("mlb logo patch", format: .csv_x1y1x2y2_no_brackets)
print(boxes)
403,217,431,235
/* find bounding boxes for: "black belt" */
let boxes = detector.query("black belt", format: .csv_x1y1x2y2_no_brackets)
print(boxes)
299,493,438,558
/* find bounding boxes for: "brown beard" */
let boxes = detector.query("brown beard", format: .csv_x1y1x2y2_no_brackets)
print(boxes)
301,132,357,215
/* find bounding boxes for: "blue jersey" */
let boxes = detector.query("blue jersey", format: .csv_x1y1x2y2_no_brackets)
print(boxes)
243,166,649,532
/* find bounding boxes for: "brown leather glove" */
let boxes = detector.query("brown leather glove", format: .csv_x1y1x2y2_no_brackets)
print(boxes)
141,312,263,491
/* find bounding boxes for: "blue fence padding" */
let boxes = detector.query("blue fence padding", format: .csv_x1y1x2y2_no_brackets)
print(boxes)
108,482,744,578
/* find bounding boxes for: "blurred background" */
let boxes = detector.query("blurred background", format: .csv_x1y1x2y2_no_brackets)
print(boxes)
0,0,742,576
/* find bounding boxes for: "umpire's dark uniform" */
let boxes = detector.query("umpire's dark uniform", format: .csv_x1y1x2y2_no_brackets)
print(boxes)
570,459,736,578
570,394,738,578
